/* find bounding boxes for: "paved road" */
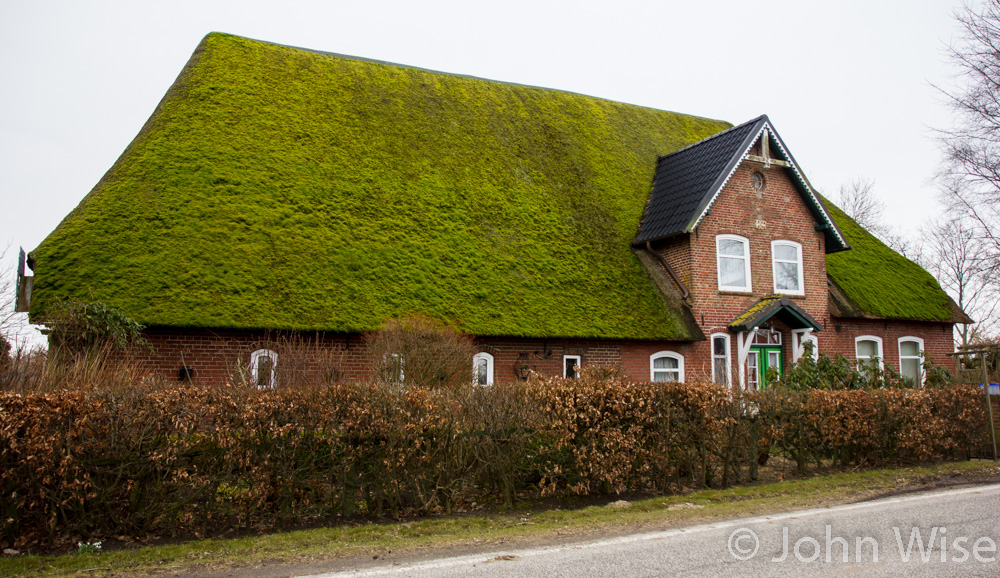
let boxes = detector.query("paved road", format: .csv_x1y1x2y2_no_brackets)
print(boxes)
299,484,1000,578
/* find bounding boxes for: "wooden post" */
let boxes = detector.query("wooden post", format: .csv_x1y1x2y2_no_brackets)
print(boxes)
983,352,997,461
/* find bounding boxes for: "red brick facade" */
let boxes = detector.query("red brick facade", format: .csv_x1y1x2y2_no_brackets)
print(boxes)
130,157,957,387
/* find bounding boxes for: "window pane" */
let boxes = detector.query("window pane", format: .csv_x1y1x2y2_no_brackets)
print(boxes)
774,244,797,261
713,358,728,386
857,340,878,358
775,262,799,291
719,239,746,256
900,341,920,357
257,357,272,387
654,356,678,370
901,358,921,384
653,370,678,382
475,359,488,385
713,336,727,356
720,257,746,287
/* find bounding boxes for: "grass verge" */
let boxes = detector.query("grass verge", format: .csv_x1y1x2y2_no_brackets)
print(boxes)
2,460,998,578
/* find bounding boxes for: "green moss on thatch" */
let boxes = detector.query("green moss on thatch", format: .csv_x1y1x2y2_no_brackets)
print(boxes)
29,33,731,340
822,197,952,322
729,295,783,328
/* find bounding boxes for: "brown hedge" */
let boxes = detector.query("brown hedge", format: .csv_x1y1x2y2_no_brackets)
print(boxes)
0,378,988,550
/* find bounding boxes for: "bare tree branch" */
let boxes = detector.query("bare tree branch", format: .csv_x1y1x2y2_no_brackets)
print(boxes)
920,215,1000,345
936,0,1000,264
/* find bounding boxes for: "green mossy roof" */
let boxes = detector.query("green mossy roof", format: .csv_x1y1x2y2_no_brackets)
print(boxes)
29,33,731,340
822,197,954,322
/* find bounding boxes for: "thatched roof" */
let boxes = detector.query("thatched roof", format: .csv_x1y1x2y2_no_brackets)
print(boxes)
28,33,730,339
823,198,970,323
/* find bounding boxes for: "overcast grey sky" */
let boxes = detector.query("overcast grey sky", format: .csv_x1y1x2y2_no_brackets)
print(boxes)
0,0,967,344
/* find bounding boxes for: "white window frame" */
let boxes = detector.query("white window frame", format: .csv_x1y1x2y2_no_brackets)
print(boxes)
563,354,582,379
710,333,731,387
250,348,278,389
771,240,804,296
855,336,884,371
650,351,685,383
898,337,925,386
802,333,819,361
716,234,752,292
472,352,495,386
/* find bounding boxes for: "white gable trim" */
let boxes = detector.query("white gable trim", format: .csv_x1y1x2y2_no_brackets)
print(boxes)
687,122,847,249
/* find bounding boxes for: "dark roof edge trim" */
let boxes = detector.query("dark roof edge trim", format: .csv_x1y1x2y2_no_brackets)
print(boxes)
683,117,850,252
681,116,767,234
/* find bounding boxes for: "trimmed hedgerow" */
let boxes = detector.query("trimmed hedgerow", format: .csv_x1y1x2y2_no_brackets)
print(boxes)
28,33,730,340
822,197,953,321
1,373,987,550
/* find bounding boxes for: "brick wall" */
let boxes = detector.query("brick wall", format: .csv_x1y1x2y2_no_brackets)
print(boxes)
823,317,957,375
131,328,705,386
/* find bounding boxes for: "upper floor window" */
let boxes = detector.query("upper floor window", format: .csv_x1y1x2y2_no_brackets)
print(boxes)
473,352,494,386
716,234,752,292
771,240,804,295
711,334,730,387
898,337,924,386
651,351,685,382
855,336,883,372
250,348,278,389
564,355,582,379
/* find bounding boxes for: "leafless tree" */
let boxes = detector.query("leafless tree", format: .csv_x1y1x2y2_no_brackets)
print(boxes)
921,215,1000,345
836,178,920,259
936,0,1000,267
838,179,889,236
1,247,18,338
0,245,36,352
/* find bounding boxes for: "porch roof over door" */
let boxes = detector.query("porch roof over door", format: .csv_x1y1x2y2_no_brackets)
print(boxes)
728,294,822,333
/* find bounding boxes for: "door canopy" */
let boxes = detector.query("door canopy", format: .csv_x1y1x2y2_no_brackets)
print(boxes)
728,294,822,333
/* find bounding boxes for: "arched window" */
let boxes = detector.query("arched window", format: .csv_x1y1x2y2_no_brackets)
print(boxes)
855,336,883,372
716,234,752,292
771,240,804,295
650,351,685,382
473,352,494,386
898,337,924,386
250,348,278,389
710,333,731,386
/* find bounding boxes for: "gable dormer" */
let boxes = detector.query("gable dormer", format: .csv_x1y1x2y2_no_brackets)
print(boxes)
634,115,850,253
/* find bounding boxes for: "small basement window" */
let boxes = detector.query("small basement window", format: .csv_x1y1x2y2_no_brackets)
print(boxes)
650,351,685,382
177,365,195,382
250,349,278,389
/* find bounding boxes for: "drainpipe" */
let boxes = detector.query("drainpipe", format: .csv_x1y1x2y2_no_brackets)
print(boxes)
646,241,689,301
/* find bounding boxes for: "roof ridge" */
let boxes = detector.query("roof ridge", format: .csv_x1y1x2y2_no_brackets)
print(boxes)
204,32,722,124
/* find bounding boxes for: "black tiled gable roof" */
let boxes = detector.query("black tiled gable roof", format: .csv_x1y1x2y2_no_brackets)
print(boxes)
635,116,767,243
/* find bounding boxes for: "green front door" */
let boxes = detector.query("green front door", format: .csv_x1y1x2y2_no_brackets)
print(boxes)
748,346,782,390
